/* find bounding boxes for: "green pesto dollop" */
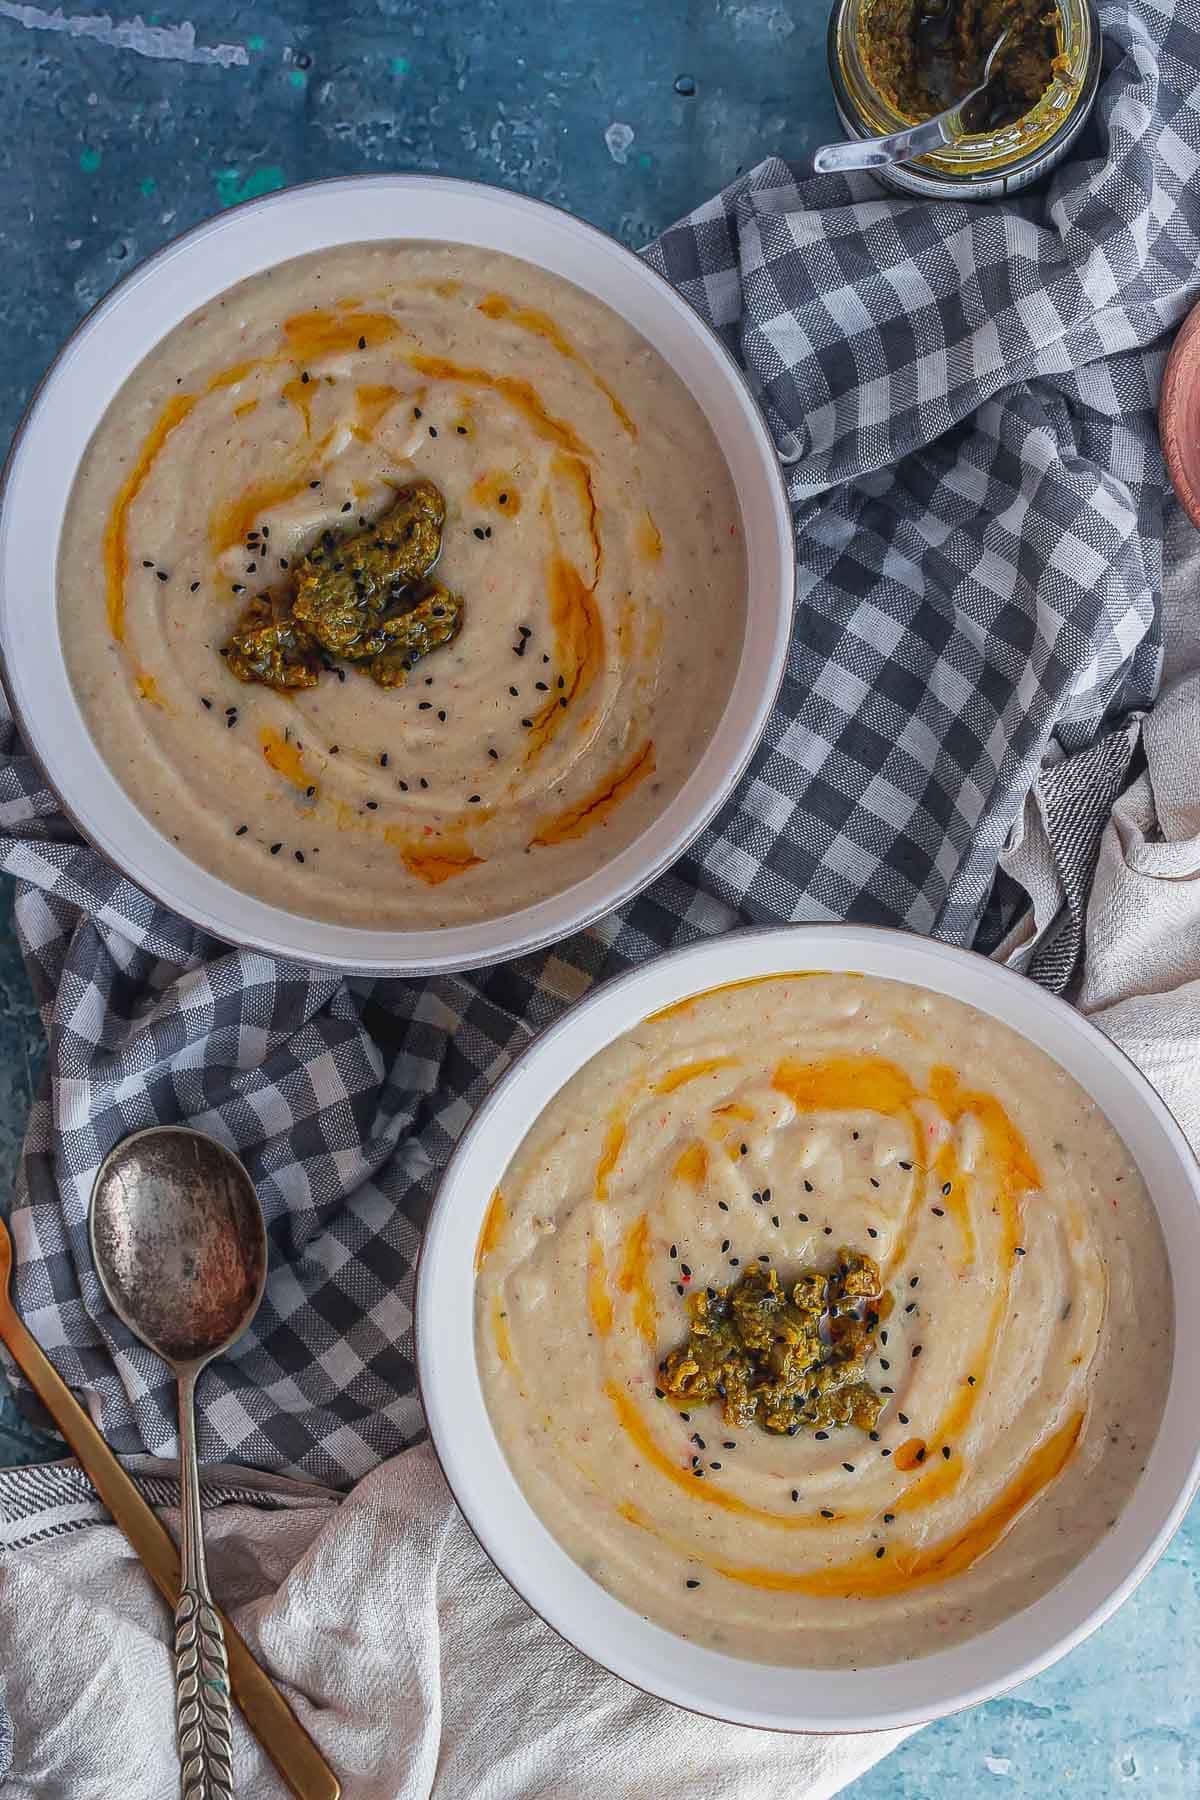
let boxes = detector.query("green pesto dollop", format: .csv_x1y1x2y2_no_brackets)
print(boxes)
658,1250,886,1435
225,478,463,692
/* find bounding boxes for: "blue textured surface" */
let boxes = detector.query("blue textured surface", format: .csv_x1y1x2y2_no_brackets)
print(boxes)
0,3,1195,1791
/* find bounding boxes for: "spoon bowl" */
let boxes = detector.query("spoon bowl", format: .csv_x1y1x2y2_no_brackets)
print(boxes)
813,26,1012,176
90,1125,267,1369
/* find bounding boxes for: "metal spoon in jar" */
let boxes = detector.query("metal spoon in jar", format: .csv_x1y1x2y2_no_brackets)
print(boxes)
90,1126,268,1800
812,26,1011,175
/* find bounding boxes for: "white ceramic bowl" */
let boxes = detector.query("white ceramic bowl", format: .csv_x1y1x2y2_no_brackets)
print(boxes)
0,177,794,973
418,924,1200,1733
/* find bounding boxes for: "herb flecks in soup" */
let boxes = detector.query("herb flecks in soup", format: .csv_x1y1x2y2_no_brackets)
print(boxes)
658,1255,886,1434
476,973,1171,1669
60,243,745,925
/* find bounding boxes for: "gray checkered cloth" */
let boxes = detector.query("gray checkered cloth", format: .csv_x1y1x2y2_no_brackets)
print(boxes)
1,0,1197,1487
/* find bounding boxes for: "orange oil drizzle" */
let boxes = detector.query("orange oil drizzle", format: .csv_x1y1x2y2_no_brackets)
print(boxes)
617,1214,658,1346
103,393,197,641
282,309,401,360
636,509,663,560
492,1295,514,1365
652,1057,738,1095
475,1188,508,1272
588,1241,614,1336
531,741,655,847
476,292,636,436
406,351,590,457
594,1116,627,1203
709,1412,1083,1598
673,1142,709,1186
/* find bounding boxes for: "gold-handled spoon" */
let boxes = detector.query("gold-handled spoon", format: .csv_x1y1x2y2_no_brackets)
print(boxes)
0,1153,339,1799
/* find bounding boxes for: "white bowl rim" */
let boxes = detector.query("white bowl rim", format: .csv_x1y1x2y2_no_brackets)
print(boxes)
417,922,1200,1733
0,174,795,975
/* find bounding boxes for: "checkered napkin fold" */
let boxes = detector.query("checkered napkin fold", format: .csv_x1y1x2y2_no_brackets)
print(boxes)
1,0,1197,1488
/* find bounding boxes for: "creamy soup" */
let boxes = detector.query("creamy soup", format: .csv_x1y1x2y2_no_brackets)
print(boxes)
58,243,745,927
475,973,1171,1669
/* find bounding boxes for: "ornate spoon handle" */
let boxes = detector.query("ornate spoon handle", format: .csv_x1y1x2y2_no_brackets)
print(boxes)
174,1369,235,1800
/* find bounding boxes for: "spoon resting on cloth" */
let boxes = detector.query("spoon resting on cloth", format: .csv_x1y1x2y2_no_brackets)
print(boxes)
813,27,1012,174
89,1128,275,1799
0,1199,339,1798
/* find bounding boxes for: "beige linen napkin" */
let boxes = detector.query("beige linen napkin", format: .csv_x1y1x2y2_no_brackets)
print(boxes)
0,1442,912,1799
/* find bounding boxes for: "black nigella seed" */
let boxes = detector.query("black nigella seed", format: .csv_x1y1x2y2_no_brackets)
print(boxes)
869,1430,880,1442
912,1345,923,1358
880,1359,890,1370
884,1512,895,1523
670,1244,677,1258
473,527,486,540
438,710,447,723
380,753,389,767
190,581,200,592
310,479,321,488
488,747,499,760
341,501,352,513
910,1276,920,1288
932,1206,945,1217
967,1375,977,1386
413,406,422,419
201,697,212,710
294,850,305,864
680,1412,690,1421
852,1131,859,1140
875,1546,886,1559
867,1227,878,1238
142,559,153,568
535,681,548,691
428,425,438,438
305,785,316,798
725,1441,736,1450
518,625,532,637
1015,1246,1026,1256
420,777,429,789
692,1433,705,1449
791,1488,799,1502
357,335,366,350
757,1253,770,1264
815,1429,828,1440
521,717,533,729
419,701,432,710
680,1263,691,1278
843,1462,855,1473
821,1509,834,1519
823,1226,833,1235
156,570,168,582
456,424,467,434
710,1461,722,1470
771,1215,780,1227
728,1256,739,1266
654,1387,664,1399
300,371,310,384
899,1160,912,1170
870,1176,880,1188
398,780,409,791
942,1182,952,1195
804,1179,813,1193
763,1188,771,1203
797,1212,808,1222
508,686,519,697
942,1445,952,1460
468,794,481,804
366,800,378,810
898,1412,909,1424
270,843,282,855
686,1578,700,1588
718,1200,729,1212
226,715,237,728
498,492,508,504
235,824,248,836
246,561,257,573
676,1284,684,1297
231,583,245,595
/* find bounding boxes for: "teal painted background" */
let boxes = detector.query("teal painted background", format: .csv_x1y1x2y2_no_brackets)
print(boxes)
0,3,1195,1791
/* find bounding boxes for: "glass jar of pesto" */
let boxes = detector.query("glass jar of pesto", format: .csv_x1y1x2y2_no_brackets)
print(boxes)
826,0,1101,198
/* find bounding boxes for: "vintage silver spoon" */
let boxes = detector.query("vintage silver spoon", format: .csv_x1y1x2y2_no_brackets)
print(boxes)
90,1126,268,1800
813,27,1011,175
